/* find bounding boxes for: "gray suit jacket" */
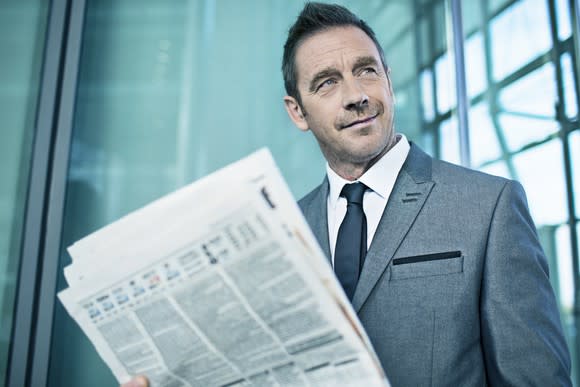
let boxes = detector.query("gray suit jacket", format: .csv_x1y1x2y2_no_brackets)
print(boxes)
298,144,571,386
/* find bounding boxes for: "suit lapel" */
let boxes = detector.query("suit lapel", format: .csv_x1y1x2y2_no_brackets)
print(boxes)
352,145,435,312
301,179,332,262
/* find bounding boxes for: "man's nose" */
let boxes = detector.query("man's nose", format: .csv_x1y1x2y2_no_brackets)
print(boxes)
342,78,369,111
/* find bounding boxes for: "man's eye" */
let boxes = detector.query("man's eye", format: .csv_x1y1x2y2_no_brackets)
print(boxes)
361,67,377,75
317,79,336,91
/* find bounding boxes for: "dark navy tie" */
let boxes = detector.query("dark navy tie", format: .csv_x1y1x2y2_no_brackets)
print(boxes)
334,182,367,301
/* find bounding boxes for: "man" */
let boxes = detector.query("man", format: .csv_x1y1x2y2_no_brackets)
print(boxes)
124,2,570,386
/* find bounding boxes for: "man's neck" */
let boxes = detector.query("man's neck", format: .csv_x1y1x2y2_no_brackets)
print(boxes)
328,135,399,181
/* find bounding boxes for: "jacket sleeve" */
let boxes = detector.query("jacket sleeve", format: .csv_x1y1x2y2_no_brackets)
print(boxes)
481,179,571,385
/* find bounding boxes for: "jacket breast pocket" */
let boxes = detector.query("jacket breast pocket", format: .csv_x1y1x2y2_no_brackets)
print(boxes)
390,251,464,280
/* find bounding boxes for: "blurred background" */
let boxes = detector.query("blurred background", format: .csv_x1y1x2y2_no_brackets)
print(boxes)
1,0,579,385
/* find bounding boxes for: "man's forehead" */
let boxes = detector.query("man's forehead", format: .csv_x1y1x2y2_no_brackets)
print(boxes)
295,26,381,81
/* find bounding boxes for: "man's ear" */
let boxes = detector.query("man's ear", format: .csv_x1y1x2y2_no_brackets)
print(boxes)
283,96,309,132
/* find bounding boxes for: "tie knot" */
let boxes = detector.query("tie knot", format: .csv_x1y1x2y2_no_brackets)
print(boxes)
340,182,367,205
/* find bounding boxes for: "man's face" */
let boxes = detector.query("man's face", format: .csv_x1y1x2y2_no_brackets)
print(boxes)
284,26,395,177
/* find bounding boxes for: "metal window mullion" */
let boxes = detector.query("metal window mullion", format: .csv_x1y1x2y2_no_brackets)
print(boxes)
449,0,471,168
6,1,70,386
29,0,87,386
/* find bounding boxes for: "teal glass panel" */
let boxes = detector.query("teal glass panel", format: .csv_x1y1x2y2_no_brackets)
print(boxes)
0,1,48,383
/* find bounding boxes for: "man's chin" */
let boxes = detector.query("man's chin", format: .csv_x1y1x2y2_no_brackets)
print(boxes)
344,143,388,165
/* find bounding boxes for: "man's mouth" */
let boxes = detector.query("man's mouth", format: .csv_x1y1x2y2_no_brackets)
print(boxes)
341,113,379,129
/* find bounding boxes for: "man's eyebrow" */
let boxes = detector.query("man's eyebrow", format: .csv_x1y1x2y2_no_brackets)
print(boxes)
352,56,380,71
308,68,341,92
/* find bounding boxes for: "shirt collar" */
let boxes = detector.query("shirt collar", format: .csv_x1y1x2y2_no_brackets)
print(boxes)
326,134,410,206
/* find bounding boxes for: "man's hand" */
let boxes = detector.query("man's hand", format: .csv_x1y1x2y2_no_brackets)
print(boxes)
120,375,149,387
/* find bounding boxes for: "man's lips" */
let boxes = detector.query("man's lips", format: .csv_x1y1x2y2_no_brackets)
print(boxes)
340,113,379,129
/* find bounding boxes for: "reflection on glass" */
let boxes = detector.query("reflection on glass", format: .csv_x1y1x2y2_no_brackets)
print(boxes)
420,69,435,122
561,53,578,119
435,52,456,114
499,62,556,118
498,63,559,150
571,131,580,217
512,140,567,225
555,0,572,41
0,1,48,382
489,0,512,15
439,119,461,164
490,0,551,81
468,103,502,166
499,114,558,151
464,32,487,98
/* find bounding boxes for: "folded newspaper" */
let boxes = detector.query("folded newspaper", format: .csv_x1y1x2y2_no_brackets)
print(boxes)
59,148,389,387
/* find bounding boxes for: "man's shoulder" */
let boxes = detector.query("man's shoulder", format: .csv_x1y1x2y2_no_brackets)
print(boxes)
433,157,507,185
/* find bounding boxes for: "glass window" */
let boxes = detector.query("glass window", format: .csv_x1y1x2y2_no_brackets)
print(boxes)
439,118,461,164
512,140,568,225
435,52,457,114
499,62,556,119
490,0,551,81
571,131,580,218
561,53,578,119
461,0,481,34
468,102,502,167
554,225,574,312
499,63,559,150
555,0,572,41
420,69,435,122
0,0,48,382
464,32,487,99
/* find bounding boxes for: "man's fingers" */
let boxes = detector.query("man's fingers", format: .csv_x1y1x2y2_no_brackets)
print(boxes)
121,375,149,387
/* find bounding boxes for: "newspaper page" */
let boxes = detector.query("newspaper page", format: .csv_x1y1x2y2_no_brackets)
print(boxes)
59,149,389,387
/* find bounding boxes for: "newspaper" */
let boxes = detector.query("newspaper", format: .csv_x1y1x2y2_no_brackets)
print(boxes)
59,148,389,387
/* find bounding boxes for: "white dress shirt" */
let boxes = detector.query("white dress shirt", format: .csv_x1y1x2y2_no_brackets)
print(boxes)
326,134,410,264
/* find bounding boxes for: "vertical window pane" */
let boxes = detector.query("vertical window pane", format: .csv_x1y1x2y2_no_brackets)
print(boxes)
571,131,580,218
0,1,48,382
420,69,435,122
490,0,551,81
499,63,558,150
464,32,487,98
435,52,457,114
439,118,461,164
561,53,578,119
555,0,572,41
468,103,502,166
512,140,568,225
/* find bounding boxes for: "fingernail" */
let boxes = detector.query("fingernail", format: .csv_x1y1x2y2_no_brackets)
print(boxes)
125,376,148,387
